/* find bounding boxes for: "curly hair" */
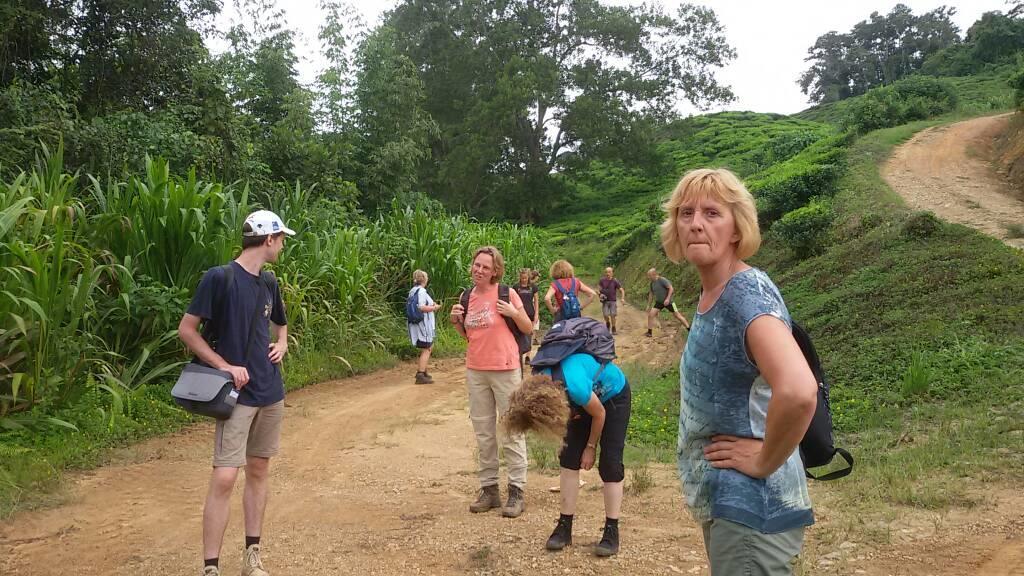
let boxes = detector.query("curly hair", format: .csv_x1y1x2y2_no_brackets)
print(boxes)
502,374,569,439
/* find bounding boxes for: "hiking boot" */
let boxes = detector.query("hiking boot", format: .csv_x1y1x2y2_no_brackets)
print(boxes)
545,516,573,550
594,523,620,557
203,567,220,576
644,331,653,338
414,371,433,384
612,328,617,335
242,544,269,576
469,485,501,513
502,484,525,518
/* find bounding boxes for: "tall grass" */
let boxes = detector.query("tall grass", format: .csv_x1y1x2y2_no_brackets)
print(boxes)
0,149,552,500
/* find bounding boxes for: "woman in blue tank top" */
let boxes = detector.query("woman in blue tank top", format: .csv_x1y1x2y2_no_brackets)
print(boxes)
660,168,818,576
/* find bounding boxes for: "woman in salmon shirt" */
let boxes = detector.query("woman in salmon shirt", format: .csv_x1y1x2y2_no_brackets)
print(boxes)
544,260,598,322
450,246,535,518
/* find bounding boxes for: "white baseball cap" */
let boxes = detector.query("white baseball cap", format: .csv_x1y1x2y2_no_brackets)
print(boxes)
243,210,296,237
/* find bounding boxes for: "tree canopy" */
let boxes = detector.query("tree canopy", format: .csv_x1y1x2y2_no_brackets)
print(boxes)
799,4,959,103
1,0,737,221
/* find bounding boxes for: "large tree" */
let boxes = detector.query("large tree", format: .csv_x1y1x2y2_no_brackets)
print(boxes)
800,4,958,104
76,0,220,117
385,0,735,220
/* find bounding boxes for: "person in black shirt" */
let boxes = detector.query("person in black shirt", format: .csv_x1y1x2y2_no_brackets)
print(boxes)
178,210,294,576
515,268,539,358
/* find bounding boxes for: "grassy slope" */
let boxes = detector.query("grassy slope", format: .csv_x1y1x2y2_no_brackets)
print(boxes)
612,119,1024,511
546,112,834,277
546,70,1024,512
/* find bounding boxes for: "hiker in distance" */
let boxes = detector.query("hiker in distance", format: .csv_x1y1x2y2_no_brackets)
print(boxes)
529,269,542,342
407,269,443,384
450,246,534,517
177,210,295,576
505,318,631,557
663,168,817,575
514,268,540,358
598,267,626,334
544,259,597,322
645,268,690,337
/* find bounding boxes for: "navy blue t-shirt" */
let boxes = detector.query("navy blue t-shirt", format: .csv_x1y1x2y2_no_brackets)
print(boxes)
187,261,287,407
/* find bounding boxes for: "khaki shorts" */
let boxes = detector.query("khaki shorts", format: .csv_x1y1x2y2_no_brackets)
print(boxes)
213,400,284,467
602,300,618,317
702,518,804,576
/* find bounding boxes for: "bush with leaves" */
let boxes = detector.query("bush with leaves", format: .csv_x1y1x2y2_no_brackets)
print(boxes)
772,200,835,258
1011,66,1024,110
843,76,958,133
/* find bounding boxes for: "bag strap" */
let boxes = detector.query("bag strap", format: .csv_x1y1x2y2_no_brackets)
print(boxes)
498,284,519,335
805,447,854,481
553,280,566,295
202,264,235,346
242,271,270,362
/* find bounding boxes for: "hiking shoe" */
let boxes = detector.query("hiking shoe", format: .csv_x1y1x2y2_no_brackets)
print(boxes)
414,371,433,384
469,485,501,513
203,567,220,576
242,544,269,576
502,484,525,518
595,523,620,557
545,516,573,550
612,328,617,335
644,332,653,338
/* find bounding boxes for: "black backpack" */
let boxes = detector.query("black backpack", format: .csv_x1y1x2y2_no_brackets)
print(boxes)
528,317,617,398
792,321,854,481
460,285,532,355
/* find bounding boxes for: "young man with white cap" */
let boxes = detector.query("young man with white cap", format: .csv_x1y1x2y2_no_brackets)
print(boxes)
178,210,295,576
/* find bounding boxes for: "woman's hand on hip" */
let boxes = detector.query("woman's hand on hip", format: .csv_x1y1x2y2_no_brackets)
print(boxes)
703,435,769,478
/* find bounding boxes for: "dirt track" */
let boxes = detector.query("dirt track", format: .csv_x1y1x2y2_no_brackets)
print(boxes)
1,303,1022,575
882,113,1024,249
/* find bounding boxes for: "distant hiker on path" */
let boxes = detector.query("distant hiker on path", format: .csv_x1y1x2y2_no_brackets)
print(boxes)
407,269,443,384
178,210,294,576
662,168,817,575
598,267,626,334
646,268,690,337
544,260,597,323
450,246,534,518
505,318,630,557
530,269,542,342
514,268,540,358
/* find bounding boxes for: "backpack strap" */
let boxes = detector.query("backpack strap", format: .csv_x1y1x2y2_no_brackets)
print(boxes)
553,280,566,295
497,284,519,336
805,447,854,481
460,287,471,324
202,263,235,346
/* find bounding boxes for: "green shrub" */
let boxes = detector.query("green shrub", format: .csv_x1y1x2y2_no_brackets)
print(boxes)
604,222,656,267
902,211,942,239
1010,66,1024,110
772,200,835,258
843,76,958,133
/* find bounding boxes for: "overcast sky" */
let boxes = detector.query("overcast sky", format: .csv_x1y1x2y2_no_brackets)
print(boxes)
215,0,1011,116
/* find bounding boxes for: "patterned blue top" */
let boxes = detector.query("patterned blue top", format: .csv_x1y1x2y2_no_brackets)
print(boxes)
677,267,814,533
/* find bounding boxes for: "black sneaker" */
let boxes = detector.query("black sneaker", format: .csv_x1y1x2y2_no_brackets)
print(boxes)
595,523,619,557
414,371,433,384
545,516,573,551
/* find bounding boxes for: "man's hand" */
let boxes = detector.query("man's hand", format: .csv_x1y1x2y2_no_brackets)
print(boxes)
703,435,769,478
225,365,250,389
268,340,288,364
663,299,671,307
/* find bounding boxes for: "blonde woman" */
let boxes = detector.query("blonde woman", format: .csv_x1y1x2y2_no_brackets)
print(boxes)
544,260,597,322
408,270,442,384
664,168,817,575
450,246,534,517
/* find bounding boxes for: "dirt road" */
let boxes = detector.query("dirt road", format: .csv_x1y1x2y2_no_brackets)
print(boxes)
882,112,1024,249
1,302,1022,575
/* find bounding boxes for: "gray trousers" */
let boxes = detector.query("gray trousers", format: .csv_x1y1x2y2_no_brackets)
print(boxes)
702,518,804,576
